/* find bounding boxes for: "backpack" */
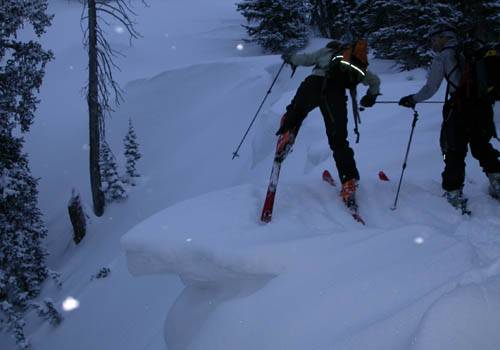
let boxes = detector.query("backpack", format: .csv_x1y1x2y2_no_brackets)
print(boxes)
323,40,369,143
445,40,500,104
326,39,369,89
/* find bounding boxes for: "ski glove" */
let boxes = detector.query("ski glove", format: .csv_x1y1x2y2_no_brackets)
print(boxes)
281,53,293,65
399,95,416,108
360,94,377,108
276,114,299,136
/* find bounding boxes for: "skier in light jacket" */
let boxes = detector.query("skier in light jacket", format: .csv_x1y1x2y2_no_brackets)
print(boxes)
399,24,500,212
276,40,381,209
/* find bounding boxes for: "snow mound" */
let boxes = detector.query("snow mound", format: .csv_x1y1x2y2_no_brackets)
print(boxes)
412,277,500,350
120,180,487,350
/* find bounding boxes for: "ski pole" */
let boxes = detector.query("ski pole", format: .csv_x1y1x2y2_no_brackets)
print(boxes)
232,61,286,159
359,100,443,111
376,101,444,104
391,107,419,210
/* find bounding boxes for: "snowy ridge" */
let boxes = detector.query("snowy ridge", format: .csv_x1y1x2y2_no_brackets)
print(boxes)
117,55,500,349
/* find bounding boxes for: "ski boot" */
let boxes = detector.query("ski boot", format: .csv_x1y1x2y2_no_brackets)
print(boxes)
341,178,358,210
487,172,500,199
444,189,470,215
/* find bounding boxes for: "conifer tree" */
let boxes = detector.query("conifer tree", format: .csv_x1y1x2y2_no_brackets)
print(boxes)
123,118,141,186
308,0,334,38
82,0,140,216
438,0,500,46
100,143,127,203
236,0,311,53
370,0,438,69
0,0,54,347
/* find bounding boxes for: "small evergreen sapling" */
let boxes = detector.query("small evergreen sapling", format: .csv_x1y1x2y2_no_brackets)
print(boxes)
123,118,142,186
100,142,128,203
31,299,63,326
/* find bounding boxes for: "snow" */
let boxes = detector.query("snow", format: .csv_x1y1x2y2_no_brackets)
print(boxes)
2,0,500,349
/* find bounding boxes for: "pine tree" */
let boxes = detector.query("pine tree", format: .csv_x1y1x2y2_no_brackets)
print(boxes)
308,0,372,41
236,0,311,53
370,0,438,69
329,0,359,42
123,118,141,186
438,0,500,46
83,0,141,216
100,143,127,203
0,0,54,348
308,0,333,38
0,134,49,349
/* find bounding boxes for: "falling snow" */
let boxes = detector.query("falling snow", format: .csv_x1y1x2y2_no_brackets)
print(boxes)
62,297,80,312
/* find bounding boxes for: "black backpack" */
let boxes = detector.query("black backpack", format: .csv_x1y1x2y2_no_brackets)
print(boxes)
445,40,500,104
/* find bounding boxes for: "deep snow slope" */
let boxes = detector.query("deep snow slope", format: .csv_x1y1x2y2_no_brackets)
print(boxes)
2,0,499,349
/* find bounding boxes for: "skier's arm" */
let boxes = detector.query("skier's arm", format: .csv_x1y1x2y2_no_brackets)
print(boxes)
290,48,332,67
361,70,381,96
412,56,445,103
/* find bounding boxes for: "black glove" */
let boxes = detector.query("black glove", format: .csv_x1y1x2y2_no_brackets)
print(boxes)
360,94,377,108
276,114,298,136
281,53,292,64
399,95,416,108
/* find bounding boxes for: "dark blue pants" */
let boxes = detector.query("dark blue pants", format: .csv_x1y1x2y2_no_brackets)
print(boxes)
440,98,500,191
285,75,359,183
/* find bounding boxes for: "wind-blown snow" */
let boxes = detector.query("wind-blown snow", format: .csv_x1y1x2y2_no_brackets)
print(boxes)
2,0,499,349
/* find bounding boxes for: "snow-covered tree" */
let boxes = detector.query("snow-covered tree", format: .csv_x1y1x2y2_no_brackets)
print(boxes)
439,0,500,46
100,142,127,203
0,0,54,348
236,0,311,53
123,118,141,185
308,0,372,41
31,298,63,326
370,0,438,69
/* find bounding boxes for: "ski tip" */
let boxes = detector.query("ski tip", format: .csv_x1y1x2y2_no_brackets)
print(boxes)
378,171,390,181
261,211,272,223
352,214,366,225
322,170,336,186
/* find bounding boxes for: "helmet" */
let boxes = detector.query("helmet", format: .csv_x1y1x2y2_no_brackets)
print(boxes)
428,23,456,39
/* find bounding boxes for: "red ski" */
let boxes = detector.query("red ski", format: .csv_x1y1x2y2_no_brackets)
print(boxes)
322,170,365,225
261,117,297,223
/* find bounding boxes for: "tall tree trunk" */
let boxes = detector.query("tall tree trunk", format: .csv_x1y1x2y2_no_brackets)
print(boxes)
88,0,105,216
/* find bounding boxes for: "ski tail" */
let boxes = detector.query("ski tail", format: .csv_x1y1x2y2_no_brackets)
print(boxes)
260,115,297,223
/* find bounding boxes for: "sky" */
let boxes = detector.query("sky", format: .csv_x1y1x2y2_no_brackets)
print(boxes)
2,0,500,349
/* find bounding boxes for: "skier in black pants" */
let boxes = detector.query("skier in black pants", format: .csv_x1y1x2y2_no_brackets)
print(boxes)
399,24,500,212
276,40,381,208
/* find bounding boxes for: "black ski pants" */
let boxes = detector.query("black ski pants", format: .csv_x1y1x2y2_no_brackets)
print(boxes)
440,98,500,191
285,75,359,183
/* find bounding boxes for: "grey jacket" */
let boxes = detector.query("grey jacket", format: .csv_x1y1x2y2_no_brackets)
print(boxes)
412,39,461,103
290,47,381,96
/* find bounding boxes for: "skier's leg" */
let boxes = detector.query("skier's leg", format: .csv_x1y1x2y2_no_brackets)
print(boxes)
469,103,500,174
319,83,359,183
469,103,500,197
282,75,323,134
440,102,468,192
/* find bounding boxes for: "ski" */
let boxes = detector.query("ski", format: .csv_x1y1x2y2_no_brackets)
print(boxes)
378,171,390,181
261,118,297,223
322,170,365,225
